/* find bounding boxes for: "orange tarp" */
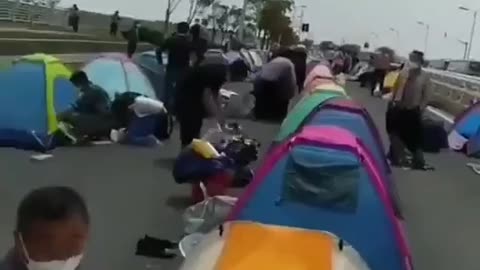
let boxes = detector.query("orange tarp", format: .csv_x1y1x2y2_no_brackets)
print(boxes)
215,222,334,270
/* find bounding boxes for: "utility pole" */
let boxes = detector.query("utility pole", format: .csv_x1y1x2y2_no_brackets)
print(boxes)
417,21,429,55
468,11,477,59
458,40,469,59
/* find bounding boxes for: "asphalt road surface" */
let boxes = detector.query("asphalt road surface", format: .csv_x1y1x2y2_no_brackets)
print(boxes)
0,81,479,270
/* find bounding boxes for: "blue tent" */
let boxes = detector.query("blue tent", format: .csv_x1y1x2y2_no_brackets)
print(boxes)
304,106,403,220
83,53,157,100
0,54,77,151
307,108,389,178
133,51,167,101
229,126,412,270
451,102,480,139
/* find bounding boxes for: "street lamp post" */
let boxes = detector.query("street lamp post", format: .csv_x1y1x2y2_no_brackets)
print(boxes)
389,27,400,50
369,32,379,48
417,21,430,54
458,39,469,59
459,6,478,59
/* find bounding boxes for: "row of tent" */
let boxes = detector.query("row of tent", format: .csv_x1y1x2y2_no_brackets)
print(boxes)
0,52,167,152
0,48,270,152
180,64,413,270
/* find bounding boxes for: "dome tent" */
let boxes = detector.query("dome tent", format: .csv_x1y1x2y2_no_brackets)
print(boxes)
132,50,166,101
0,53,77,151
179,222,372,270
83,53,157,100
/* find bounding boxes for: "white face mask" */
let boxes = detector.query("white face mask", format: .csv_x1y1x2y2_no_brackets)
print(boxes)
20,235,84,270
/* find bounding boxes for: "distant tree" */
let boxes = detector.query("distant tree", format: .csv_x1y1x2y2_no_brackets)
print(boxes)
339,44,361,55
319,41,337,51
376,46,395,60
257,0,294,48
187,0,214,23
165,0,184,33
302,39,314,49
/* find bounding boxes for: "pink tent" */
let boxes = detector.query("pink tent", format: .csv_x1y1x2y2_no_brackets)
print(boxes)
304,63,335,91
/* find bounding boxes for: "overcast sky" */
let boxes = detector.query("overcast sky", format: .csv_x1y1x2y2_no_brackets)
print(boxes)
59,0,480,59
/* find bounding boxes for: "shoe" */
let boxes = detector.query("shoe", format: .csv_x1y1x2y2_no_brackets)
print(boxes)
143,235,178,249
411,163,434,171
57,122,77,144
135,238,177,259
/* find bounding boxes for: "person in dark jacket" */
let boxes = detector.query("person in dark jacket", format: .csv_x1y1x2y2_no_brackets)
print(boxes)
252,48,297,121
176,54,228,148
290,45,307,92
110,10,120,37
68,4,80,33
126,21,141,58
371,52,390,95
0,186,89,270
190,24,208,65
158,22,192,114
57,71,112,142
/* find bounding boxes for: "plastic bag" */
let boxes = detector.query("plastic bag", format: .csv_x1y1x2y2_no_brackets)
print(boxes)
183,182,237,234
384,71,399,89
373,83,382,96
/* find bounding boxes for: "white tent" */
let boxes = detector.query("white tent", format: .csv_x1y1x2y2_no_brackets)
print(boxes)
179,222,371,270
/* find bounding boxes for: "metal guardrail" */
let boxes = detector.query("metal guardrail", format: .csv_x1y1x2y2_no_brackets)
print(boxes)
0,0,165,32
0,0,59,25
424,68,480,115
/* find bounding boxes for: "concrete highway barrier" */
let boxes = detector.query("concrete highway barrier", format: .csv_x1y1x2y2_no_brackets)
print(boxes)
425,68,480,116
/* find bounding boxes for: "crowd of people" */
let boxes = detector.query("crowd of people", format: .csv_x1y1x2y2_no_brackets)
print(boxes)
0,7,444,267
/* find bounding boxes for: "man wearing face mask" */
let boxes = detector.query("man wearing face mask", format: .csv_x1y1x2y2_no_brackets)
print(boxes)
0,186,90,270
387,50,433,170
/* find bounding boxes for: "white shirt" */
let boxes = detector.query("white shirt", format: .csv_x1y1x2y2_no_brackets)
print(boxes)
129,96,166,117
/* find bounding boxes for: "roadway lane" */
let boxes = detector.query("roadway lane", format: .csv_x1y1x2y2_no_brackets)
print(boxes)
0,79,478,270
347,82,480,270
0,82,279,270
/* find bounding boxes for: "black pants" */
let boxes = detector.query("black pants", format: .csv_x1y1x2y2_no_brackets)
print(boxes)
371,69,386,95
127,39,137,58
386,105,425,166
178,113,203,147
110,22,118,36
72,23,78,32
253,79,289,121
164,67,188,115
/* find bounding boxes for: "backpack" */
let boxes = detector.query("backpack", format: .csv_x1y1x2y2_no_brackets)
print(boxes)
153,111,174,140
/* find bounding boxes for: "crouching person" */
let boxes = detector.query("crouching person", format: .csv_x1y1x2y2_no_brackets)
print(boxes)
252,47,297,121
111,92,172,146
57,71,113,144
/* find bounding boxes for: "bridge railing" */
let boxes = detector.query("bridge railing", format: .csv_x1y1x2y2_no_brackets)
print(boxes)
0,0,165,32
425,68,480,116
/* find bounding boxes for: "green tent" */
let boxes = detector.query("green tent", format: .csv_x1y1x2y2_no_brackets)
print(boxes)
275,91,348,142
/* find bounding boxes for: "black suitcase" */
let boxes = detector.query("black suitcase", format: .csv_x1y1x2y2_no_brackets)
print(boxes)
422,118,448,153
